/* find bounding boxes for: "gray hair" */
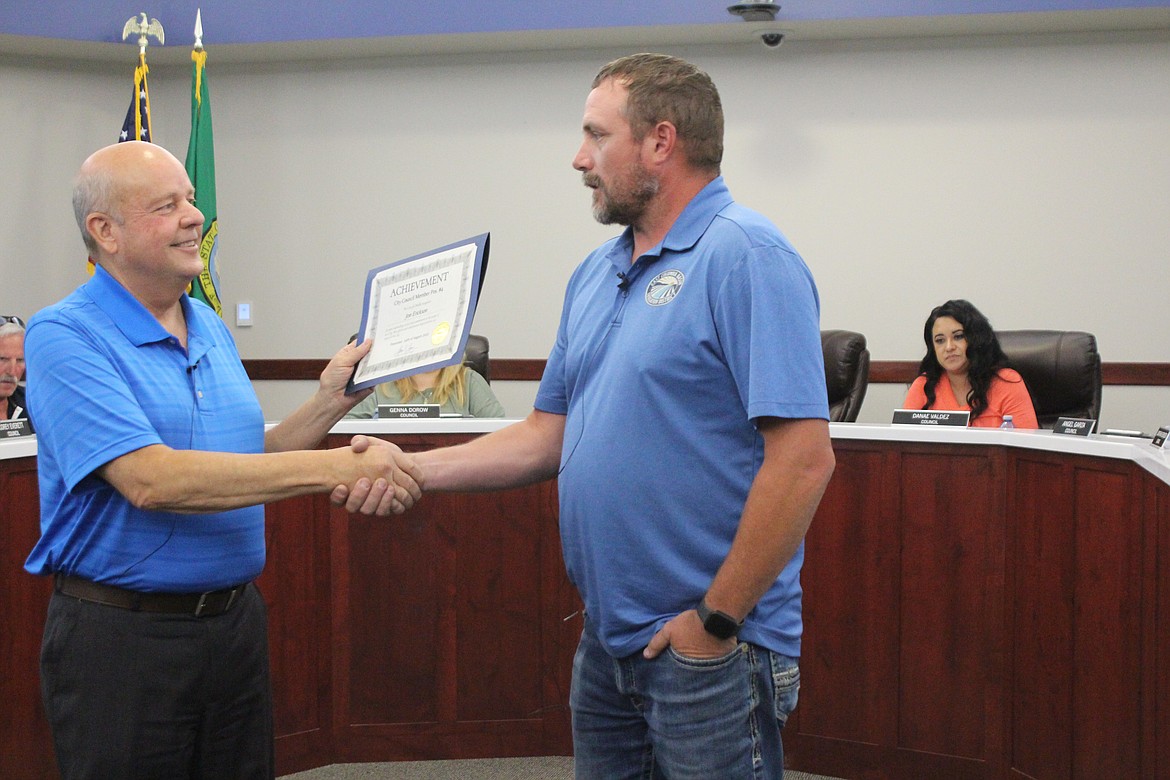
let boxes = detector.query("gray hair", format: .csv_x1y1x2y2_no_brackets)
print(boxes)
0,322,25,339
72,165,122,255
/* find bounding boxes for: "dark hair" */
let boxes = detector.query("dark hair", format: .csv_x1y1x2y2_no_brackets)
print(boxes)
593,53,723,174
916,299,1009,420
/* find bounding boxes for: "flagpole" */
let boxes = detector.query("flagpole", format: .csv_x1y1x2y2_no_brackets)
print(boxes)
186,8,224,316
94,13,165,274
121,13,163,144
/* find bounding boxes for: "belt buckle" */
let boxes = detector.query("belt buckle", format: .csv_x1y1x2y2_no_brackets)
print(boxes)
194,592,210,617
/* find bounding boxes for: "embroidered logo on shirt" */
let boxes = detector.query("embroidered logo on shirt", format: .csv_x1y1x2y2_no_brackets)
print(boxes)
645,270,685,306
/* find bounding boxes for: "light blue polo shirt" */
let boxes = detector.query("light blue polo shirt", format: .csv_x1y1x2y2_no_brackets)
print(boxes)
535,177,828,659
24,265,266,592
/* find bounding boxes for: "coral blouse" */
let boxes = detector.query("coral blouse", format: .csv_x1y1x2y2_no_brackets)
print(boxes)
903,368,1039,428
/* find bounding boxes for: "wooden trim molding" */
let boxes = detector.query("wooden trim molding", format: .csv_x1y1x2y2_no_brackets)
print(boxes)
869,360,920,385
1100,362,1170,386
488,358,547,382
241,359,1170,387
242,359,329,381
241,358,548,383
869,360,1170,387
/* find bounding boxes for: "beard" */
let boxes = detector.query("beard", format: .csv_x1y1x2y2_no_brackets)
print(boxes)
583,162,659,226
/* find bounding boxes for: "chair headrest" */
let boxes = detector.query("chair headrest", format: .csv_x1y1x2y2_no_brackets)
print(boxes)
822,330,868,401
463,334,490,382
821,329,870,423
995,329,1101,423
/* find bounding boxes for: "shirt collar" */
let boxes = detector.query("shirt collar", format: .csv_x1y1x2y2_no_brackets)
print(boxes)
84,265,215,362
659,175,732,255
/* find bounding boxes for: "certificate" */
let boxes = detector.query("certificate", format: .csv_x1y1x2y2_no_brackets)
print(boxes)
348,233,489,393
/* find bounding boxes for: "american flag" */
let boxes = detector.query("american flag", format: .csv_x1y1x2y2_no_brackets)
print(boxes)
118,54,151,143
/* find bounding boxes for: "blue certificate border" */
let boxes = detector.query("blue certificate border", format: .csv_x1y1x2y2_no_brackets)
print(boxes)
347,232,490,394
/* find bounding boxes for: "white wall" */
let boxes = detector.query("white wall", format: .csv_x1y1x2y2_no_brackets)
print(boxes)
3,31,1168,431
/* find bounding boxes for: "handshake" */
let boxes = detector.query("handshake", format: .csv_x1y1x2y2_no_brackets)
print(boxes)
328,434,424,516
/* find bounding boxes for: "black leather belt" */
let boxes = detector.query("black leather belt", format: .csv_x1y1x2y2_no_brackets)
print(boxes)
54,574,248,617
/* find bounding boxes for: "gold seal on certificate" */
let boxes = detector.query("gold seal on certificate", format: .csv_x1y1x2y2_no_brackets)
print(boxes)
348,233,489,393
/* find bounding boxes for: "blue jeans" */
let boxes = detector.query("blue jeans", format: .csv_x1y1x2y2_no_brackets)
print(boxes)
570,618,800,780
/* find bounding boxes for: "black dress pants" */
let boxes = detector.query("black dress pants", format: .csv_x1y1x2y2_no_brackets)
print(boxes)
40,583,274,780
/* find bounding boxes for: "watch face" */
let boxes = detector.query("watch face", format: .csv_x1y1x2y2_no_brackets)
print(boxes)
704,611,739,640
698,599,741,640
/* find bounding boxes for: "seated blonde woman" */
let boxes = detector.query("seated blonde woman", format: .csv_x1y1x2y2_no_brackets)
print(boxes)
345,363,505,419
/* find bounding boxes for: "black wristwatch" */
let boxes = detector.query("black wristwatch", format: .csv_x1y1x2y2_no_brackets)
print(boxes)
696,597,743,640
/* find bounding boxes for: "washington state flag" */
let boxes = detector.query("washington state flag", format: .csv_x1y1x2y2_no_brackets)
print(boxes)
185,45,223,315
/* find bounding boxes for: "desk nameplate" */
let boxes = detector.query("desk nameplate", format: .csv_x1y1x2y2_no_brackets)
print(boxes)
1055,417,1095,436
378,404,441,419
0,419,31,438
891,408,970,427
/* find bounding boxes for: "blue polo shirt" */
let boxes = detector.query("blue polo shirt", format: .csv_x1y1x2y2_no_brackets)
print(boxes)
535,177,828,659
24,266,266,592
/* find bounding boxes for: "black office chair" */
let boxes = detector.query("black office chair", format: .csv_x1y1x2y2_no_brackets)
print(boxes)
462,334,490,382
822,329,870,423
996,330,1101,429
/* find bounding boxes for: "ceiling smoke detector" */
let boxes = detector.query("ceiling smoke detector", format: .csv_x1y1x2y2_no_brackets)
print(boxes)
728,2,787,48
727,2,781,24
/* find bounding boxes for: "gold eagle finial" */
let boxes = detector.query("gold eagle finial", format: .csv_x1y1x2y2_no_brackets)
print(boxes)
122,13,165,55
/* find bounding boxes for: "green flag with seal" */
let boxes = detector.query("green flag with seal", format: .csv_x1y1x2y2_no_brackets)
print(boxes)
185,13,223,316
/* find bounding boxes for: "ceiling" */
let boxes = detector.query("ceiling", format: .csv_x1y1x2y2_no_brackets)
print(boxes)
2,1,1169,63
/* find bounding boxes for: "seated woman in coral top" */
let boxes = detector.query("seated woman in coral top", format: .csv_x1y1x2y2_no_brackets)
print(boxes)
903,299,1038,429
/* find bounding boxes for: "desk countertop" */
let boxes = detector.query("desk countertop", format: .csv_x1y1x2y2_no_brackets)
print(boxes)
6,422,1168,486
828,423,1170,484
0,435,37,460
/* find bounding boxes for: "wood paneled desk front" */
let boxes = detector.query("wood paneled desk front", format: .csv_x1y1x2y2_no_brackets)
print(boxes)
789,425,1170,780
3,423,1169,779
